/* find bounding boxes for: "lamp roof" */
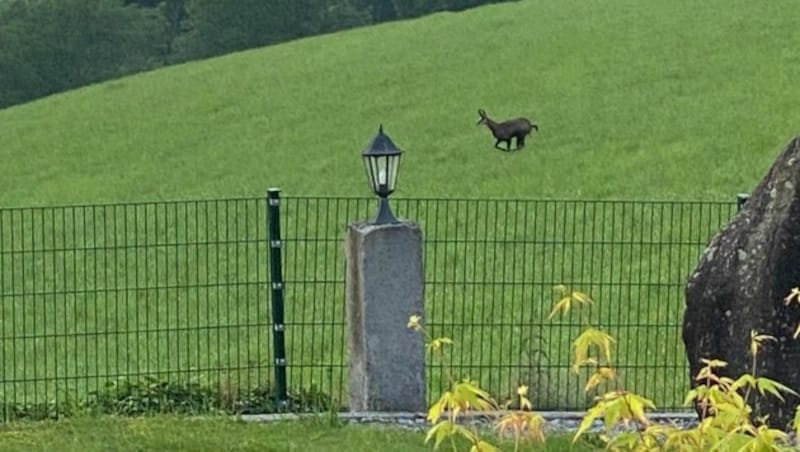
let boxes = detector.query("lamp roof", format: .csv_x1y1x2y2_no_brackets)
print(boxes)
362,124,402,157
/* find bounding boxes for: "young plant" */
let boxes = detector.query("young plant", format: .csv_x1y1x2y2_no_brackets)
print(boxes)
548,285,595,322
568,286,800,451
495,385,546,452
409,315,499,452
413,285,800,451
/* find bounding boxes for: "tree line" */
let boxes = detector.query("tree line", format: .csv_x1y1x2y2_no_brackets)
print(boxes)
0,0,512,110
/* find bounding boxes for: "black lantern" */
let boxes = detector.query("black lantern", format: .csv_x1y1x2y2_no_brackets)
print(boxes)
361,124,403,224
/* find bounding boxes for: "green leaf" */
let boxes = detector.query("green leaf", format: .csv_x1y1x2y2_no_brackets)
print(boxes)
605,432,639,450
573,403,604,443
572,327,615,371
548,296,573,320
453,380,494,412
427,393,449,423
755,376,799,401
469,440,499,452
603,398,622,429
451,423,477,443
572,291,594,305
794,405,800,439
425,420,470,450
684,387,703,407
424,420,451,449
626,393,656,423
730,374,756,393
428,337,455,352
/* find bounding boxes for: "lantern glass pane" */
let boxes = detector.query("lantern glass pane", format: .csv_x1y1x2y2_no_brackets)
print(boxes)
366,156,387,195
369,157,378,189
362,157,374,192
387,154,400,191
375,156,389,192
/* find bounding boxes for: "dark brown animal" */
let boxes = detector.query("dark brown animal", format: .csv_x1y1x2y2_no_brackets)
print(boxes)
476,108,538,152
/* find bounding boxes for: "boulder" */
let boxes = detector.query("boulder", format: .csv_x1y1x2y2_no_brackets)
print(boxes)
684,136,800,429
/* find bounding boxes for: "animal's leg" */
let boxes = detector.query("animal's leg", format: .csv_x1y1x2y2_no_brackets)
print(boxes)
516,136,525,150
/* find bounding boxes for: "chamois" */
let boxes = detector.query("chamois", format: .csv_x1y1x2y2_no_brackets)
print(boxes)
476,108,538,152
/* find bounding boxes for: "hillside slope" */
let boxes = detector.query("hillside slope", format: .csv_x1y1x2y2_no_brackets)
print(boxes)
1,0,799,206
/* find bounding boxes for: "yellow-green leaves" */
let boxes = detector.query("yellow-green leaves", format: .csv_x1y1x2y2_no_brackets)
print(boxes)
572,327,615,372
516,385,532,411
713,423,791,452
428,337,455,354
417,317,501,452
784,287,800,306
425,421,475,450
407,314,423,332
495,412,546,447
695,358,729,385
731,374,799,403
425,380,496,451
783,287,800,339
468,441,499,452
573,391,655,443
418,285,800,452
584,367,617,393
794,405,800,440
750,330,777,358
548,285,594,320
495,385,547,451
427,380,494,424
671,351,800,452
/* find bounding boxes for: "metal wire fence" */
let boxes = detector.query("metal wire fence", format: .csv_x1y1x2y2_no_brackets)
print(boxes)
0,194,739,419
0,198,275,419
276,195,740,412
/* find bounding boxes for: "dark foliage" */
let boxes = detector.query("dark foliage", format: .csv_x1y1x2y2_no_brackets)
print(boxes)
0,0,517,110
0,376,333,421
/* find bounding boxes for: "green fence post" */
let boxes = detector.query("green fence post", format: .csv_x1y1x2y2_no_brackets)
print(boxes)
267,188,288,407
737,193,750,212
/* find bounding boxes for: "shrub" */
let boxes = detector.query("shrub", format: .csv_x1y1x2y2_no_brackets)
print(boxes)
412,286,800,451
0,377,333,421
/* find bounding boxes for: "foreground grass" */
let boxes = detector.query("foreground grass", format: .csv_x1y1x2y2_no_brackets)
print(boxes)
0,415,593,452
1,0,799,206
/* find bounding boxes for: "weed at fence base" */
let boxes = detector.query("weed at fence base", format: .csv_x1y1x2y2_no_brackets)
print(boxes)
0,376,335,422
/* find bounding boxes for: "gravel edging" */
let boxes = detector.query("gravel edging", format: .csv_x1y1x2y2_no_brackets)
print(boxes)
240,411,701,434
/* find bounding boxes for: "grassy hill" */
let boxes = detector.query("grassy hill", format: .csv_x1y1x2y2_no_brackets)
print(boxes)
1,0,799,207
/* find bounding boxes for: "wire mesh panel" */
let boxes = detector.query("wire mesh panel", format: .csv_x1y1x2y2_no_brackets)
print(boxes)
276,196,738,412
0,195,739,417
406,199,738,411
275,197,373,410
0,198,272,419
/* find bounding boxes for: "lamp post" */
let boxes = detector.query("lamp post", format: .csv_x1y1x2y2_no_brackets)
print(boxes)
347,124,425,412
361,124,403,224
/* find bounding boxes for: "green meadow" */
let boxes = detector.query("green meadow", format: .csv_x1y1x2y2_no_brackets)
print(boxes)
0,415,592,451
1,0,799,417
1,0,799,206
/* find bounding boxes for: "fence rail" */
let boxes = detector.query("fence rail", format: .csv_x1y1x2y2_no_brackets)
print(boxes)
0,194,739,419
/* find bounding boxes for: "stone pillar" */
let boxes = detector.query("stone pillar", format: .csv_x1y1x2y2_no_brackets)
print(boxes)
345,220,426,412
